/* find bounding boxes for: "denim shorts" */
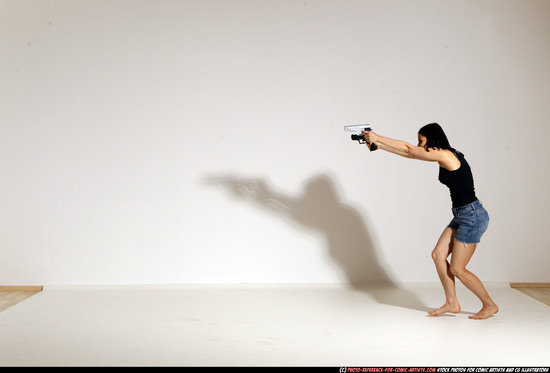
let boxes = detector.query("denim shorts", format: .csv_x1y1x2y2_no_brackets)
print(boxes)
448,200,490,244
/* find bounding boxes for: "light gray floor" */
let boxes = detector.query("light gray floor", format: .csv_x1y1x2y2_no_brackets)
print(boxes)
1,283,549,367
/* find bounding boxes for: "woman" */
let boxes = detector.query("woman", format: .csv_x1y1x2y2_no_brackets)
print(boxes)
363,123,498,320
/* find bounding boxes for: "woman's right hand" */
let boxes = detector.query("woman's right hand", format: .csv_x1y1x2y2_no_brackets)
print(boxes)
362,131,379,146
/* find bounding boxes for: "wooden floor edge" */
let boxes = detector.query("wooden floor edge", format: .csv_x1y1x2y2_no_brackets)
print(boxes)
0,286,44,291
510,282,550,288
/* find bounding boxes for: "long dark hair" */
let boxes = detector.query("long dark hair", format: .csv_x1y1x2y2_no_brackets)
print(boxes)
418,123,452,152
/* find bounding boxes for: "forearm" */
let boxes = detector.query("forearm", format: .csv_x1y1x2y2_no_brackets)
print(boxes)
373,135,414,158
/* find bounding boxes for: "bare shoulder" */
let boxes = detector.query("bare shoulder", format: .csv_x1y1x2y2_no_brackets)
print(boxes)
438,149,461,171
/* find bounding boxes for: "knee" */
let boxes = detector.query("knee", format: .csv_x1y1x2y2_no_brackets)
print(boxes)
431,250,446,263
449,264,466,278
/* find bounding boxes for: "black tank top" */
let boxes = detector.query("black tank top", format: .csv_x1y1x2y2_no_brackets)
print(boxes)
438,149,477,208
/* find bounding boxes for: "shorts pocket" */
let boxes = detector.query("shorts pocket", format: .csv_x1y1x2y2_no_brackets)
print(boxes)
476,211,489,233
456,215,474,228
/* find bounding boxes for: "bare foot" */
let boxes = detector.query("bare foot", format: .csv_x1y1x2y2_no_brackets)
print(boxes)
469,304,499,320
428,303,461,316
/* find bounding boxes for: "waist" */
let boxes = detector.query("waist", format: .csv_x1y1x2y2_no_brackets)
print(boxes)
452,199,485,215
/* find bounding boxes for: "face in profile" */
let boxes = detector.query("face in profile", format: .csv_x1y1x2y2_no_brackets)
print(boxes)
417,134,427,148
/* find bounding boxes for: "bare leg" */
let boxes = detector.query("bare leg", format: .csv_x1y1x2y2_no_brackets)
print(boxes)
428,227,461,315
450,241,499,319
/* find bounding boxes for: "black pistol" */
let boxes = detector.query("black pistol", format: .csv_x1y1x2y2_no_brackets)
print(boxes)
344,124,378,151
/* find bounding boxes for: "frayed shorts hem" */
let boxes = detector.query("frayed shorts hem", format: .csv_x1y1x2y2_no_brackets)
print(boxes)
451,237,481,245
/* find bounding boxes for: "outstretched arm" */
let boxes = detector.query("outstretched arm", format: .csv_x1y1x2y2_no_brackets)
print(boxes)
363,131,448,163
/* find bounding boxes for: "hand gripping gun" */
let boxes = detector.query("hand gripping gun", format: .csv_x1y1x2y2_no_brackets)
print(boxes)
344,124,378,151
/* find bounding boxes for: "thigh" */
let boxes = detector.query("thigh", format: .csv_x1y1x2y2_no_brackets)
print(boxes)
432,226,457,260
450,240,477,270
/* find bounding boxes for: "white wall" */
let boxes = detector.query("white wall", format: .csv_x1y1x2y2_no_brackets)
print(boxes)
1,0,549,285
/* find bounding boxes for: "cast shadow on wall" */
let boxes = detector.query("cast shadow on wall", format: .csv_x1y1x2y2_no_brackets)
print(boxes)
203,173,428,312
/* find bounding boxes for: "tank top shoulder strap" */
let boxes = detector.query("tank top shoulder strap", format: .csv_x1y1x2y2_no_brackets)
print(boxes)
450,148,462,158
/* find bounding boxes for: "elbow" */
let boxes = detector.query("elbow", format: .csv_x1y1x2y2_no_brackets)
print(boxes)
404,145,427,160
403,146,416,159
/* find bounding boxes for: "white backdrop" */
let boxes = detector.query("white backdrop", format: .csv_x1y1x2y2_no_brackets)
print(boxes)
1,0,549,285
